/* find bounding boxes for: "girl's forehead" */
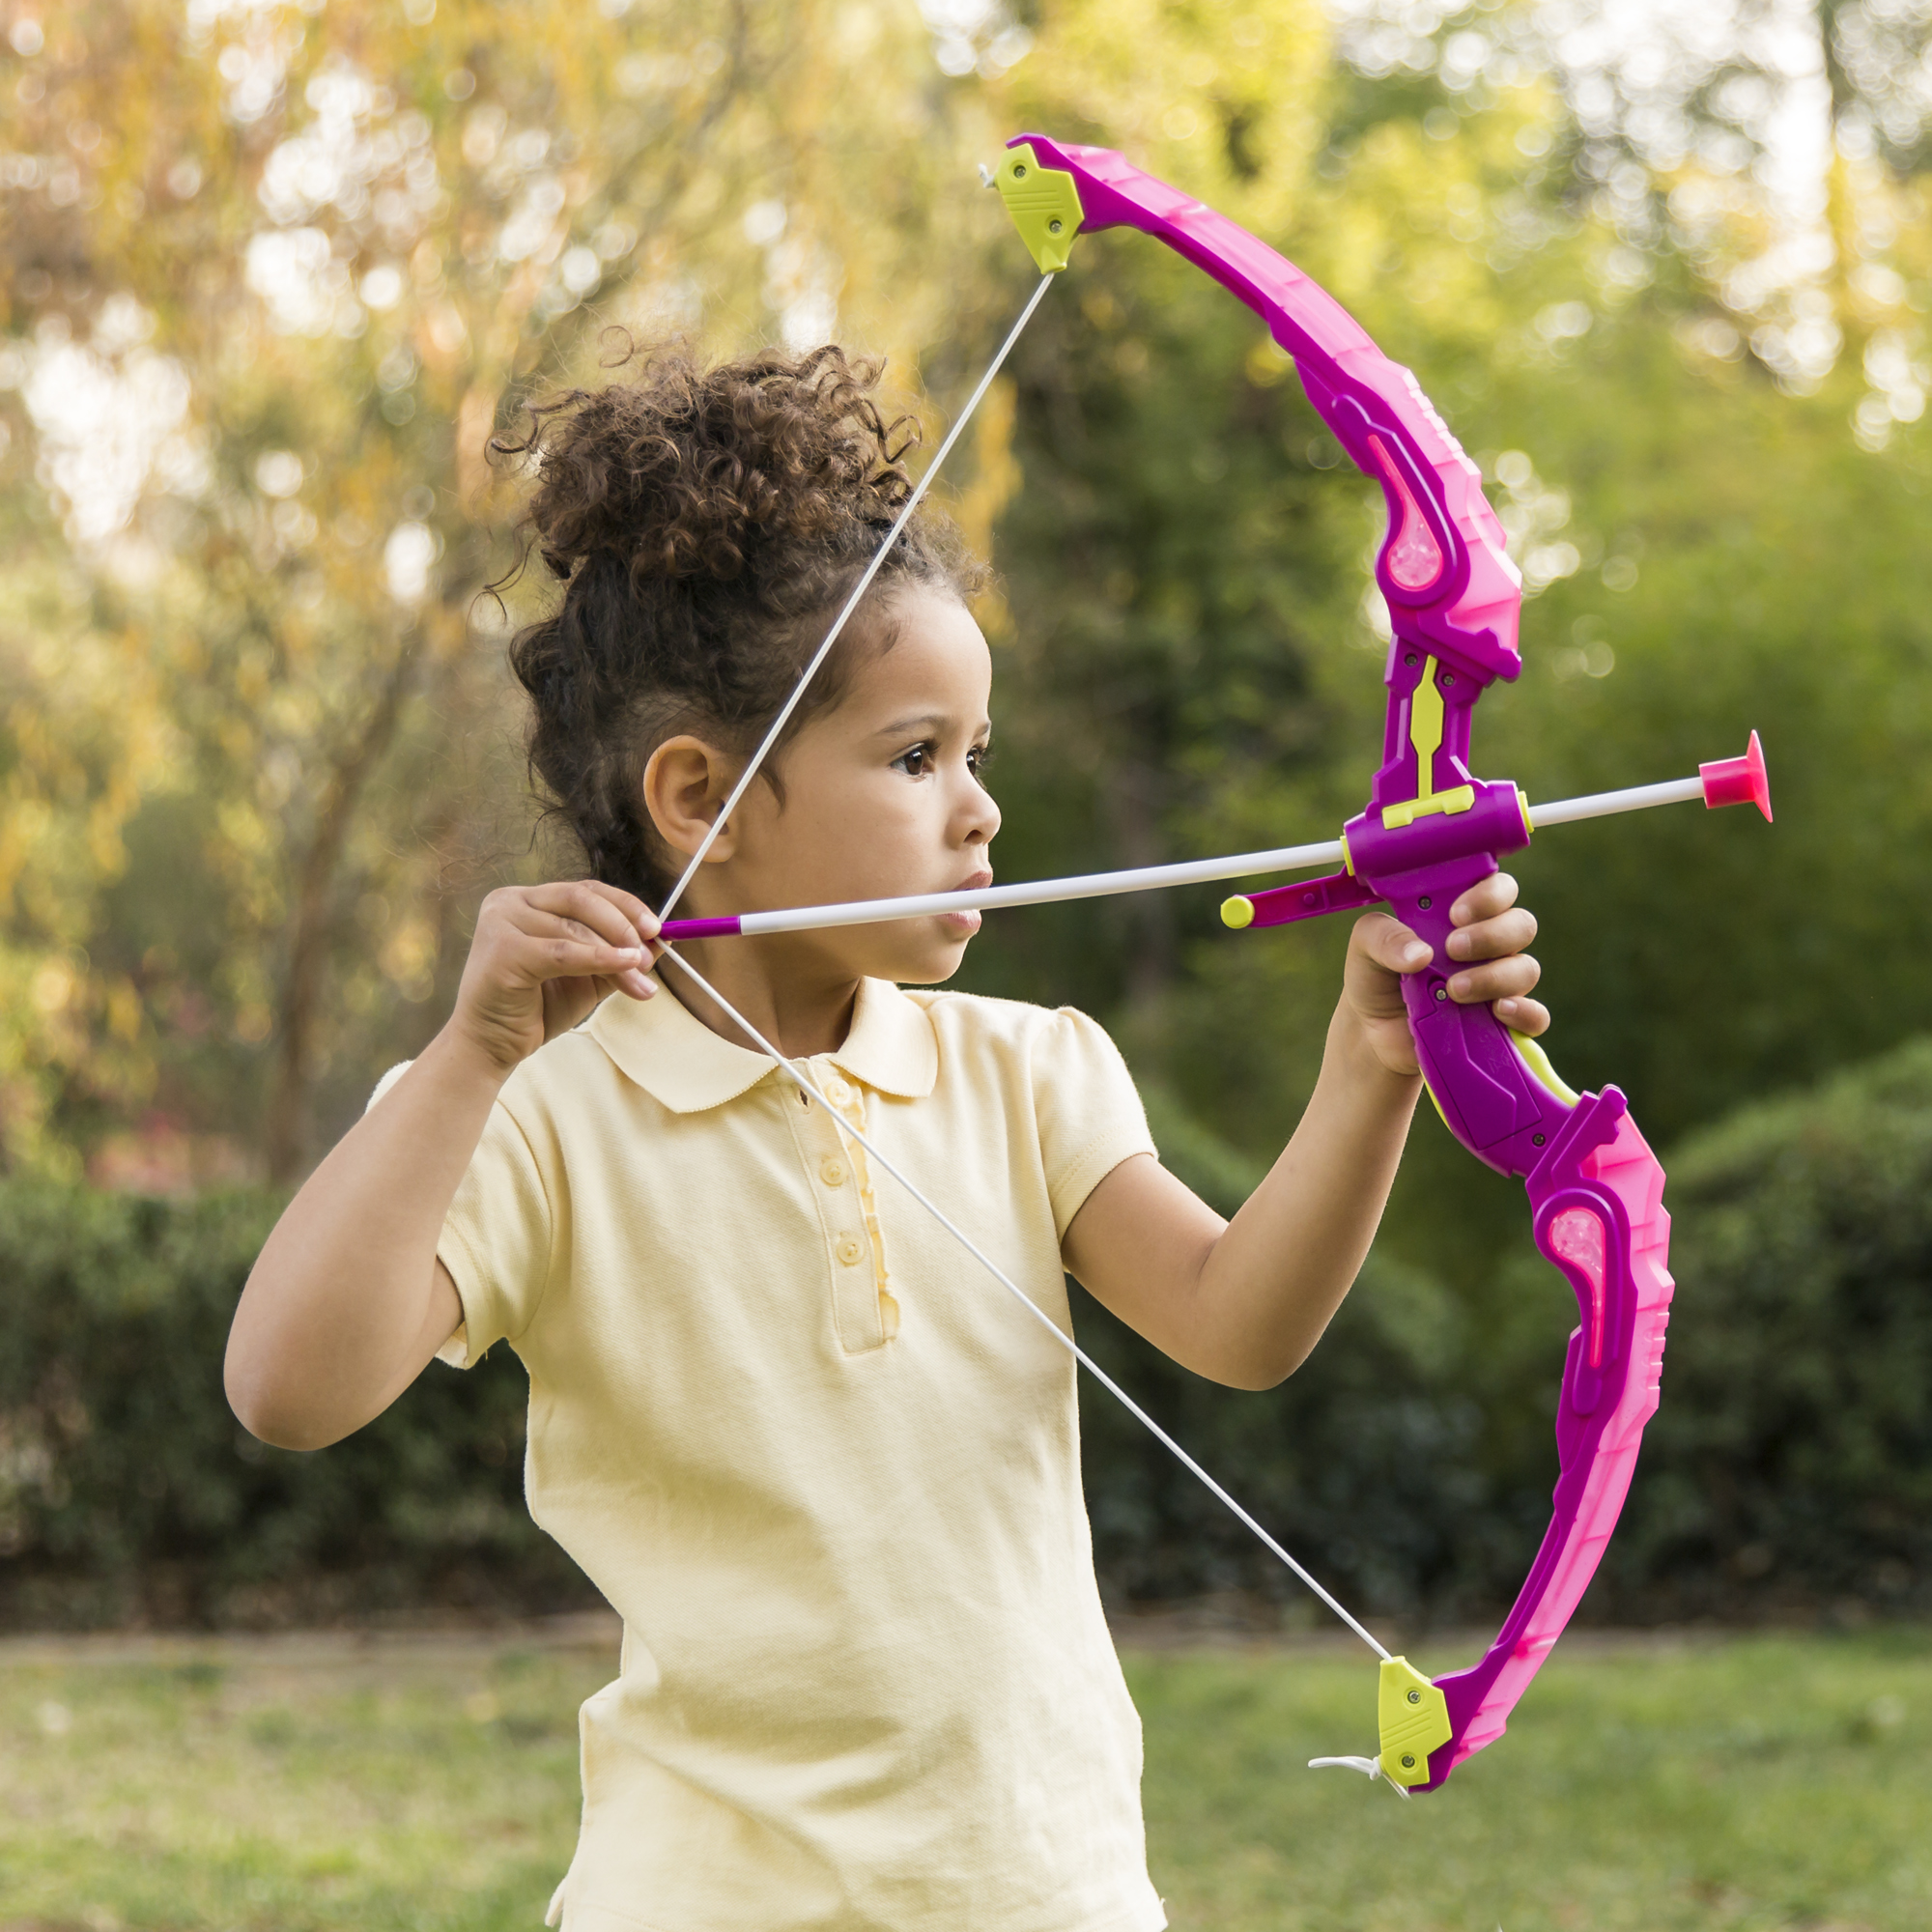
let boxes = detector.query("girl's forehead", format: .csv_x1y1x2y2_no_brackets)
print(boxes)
851,591,992,709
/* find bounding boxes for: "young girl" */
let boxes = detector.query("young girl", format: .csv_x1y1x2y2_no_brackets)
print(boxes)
226,345,1546,1931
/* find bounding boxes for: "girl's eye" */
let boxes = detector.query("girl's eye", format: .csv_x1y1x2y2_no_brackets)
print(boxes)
890,742,994,780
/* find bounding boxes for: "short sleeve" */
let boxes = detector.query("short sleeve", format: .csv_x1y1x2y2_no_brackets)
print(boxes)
362,1059,554,1371
1028,1008,1159,1240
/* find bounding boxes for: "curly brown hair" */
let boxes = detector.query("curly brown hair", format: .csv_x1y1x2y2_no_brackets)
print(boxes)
483,338,988,907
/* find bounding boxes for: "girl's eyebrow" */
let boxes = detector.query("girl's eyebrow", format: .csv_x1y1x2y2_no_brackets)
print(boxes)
871,711,991,738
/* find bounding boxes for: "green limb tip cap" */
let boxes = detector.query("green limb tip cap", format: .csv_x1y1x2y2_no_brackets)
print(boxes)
990,142,1084,273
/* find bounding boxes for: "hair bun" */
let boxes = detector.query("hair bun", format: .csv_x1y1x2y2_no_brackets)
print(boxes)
500,343,919,594
487,338,988,905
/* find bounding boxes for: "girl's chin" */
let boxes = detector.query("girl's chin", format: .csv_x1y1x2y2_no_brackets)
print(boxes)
867,928,978,986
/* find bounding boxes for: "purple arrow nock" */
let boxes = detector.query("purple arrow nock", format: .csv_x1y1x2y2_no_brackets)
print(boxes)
656,916,743,941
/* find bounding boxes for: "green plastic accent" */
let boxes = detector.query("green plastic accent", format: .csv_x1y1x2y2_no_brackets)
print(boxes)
993,143,1084,272
1511,1029,1579,1107
1378,1655,1452,1788
1221,895,1255,929
1407,656,1446,801
1382,781,1476,830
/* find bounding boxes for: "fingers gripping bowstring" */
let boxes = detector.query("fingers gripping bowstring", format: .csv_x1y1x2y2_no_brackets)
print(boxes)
653,944,1391,1665
652,270,1059,929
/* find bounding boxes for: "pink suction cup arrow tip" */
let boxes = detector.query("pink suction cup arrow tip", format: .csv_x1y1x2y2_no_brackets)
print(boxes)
1699,729,1772,822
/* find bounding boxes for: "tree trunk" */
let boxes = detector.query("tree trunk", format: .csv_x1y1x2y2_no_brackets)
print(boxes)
262,631,427,1185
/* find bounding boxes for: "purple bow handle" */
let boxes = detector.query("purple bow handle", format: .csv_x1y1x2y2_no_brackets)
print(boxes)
995,135,1678,1792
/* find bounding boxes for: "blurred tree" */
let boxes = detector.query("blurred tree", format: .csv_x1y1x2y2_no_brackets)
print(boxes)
0,0,1023,1179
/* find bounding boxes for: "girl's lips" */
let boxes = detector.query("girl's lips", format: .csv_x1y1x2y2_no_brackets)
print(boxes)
939,871,992,937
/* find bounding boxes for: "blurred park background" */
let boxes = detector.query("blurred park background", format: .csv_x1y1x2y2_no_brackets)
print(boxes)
10,1,1932,1923
3,0,1932,1656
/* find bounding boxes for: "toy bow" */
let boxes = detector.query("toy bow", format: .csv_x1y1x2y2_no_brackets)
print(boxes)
644,135,1773,1798
989,132,1780,1791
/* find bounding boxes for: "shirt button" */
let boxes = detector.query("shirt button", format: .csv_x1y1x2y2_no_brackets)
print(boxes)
835,1235,865,1267
825,1077,852,1106
820,1157,847,1187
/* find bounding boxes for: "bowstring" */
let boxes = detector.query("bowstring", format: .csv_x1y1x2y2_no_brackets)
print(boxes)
654,942,1391,1666
653,270,1058,929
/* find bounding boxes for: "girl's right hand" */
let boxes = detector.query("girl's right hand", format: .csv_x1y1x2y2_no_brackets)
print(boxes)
446,880,660,1075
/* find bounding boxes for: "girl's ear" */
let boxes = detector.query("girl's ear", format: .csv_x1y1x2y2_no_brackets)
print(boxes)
643,736,742,865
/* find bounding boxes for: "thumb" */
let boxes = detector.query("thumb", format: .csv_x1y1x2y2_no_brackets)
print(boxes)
1356,912,1432,977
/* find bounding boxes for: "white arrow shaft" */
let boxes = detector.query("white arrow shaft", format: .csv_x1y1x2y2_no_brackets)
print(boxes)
1526,774,1705,828
695,772,1710,939
728,835,1348,935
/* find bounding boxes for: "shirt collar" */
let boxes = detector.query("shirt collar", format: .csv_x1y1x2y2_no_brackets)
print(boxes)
585,975,939,1114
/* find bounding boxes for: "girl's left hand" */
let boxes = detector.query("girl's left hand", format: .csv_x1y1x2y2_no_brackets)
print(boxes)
1343,871,1548,1079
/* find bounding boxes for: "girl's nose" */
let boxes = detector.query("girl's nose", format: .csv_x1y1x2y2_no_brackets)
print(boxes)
961,773,1000,843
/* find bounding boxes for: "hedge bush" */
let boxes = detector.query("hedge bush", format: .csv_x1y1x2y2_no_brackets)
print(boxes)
1087,1049,1932,1624
0,1183,590,1629
2,1043,1928,1629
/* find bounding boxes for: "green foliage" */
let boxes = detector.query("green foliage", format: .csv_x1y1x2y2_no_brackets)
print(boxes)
0,1181,592,1629
1615,1037,1932,1614
1079,1036,1932,1622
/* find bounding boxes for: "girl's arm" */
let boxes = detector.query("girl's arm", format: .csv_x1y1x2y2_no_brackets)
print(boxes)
224,881,659,1450
1061,871,1544,1391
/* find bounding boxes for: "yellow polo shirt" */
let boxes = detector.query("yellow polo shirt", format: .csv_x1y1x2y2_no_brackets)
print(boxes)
370,978,1166,1932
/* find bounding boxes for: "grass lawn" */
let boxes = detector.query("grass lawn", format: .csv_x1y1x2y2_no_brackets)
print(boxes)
1,1619,1927,1930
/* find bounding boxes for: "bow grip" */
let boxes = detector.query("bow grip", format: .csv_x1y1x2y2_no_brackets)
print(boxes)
1377,867,1573,1179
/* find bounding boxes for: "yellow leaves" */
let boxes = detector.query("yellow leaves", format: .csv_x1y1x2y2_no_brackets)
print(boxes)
1245,336,1293,387
1291,99,1569,357
380,915,438,1003
0,573,171,1153
0,928,156,1175
85,799,128,883
105,979,144,1046
0,795,51,921
951,376,1022,641
234,649,272,710
32,959,75,1020
213,797,274,870
1009,0,1325,230
455,384,501,515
